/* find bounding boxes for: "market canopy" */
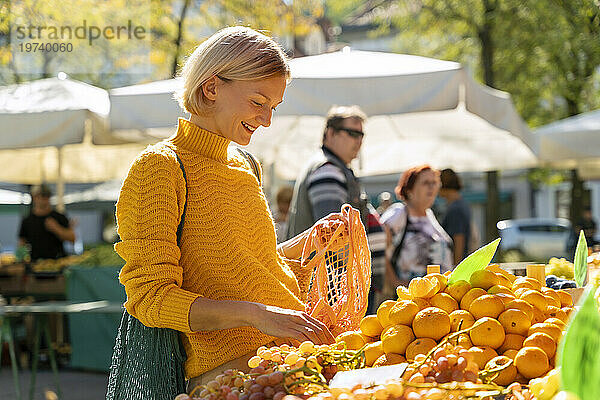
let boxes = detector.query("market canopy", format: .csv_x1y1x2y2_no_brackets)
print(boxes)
109,49,538,180
0,77,146,185
535,109,600,180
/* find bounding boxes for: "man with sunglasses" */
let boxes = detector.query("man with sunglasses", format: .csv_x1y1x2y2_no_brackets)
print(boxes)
286,105,385,312
286,105,369,239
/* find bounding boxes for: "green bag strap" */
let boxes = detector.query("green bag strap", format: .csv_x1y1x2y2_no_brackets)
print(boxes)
237,147,261,185
106,149,189,400
173,151,188,246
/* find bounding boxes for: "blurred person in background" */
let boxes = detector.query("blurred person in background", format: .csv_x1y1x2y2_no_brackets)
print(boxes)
569,206,598,253
286,105,386,311
18,184,75,261
381,165,452,290
286,105,369,239
376,191,393,215
439,168,473,265
273,185,294,243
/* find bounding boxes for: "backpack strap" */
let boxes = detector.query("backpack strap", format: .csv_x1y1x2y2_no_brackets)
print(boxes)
390,209,409,272
236,147,262,186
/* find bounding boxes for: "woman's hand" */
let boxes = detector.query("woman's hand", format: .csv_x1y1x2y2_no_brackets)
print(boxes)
247,303,335,344
188,298,335,344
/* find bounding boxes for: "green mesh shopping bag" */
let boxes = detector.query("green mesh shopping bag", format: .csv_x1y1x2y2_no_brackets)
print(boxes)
106,150,188,400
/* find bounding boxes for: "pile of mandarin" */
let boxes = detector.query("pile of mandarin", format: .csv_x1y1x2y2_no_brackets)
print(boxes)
337,264,574,385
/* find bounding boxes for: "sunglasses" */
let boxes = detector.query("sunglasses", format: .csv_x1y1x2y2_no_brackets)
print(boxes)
337,128,365,138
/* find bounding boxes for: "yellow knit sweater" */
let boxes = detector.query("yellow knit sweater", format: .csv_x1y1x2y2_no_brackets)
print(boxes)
115,118,312,378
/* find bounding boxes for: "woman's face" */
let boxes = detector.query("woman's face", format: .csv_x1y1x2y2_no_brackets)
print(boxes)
406,169,440,210
211,74,286,145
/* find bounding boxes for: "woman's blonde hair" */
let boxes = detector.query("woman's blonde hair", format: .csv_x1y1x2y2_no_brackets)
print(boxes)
176,26,290,116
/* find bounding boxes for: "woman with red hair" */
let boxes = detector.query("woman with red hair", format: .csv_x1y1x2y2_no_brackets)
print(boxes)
380,165,452,288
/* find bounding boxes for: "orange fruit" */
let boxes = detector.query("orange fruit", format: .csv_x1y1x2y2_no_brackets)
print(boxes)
503,349,518,360
469,317,505,349
494,293,516,305
544,317,566,329
513,277,542,291
424,275,442,298
388,300,420,326
470,270,499,290
359,315,384,338
488,285,513,295
360,333,377,343
412,307,451,341
520,290,548,312
498,333,525,354
460,288,487,310
405,338,437,361
412,297,431,310
528,323,562,343
513,287,531,298
457,333,474,348
486,264,516,282
376,300,397,328
364,341,385,366
505,299,534,321
443,332,472,349
556,290,573,307
498,309,531,336
544,295,562,309
336,331,366,350
449,310,475,331
381,324,415,355
485,356,517,386
469,295,505,319
541,287,561,302
562,306,575,318
545,306,569,324
468,346,498,369
396,285,411,300
409,277,436,299
532,307,547,324
373,353,406,367
445,280,471,302
495,274,514,289
429,292,459,314
514,347,549,379
523,332,556,358
428,273,448,292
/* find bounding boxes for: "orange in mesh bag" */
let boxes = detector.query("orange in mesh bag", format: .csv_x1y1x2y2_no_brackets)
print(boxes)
302,204,371,336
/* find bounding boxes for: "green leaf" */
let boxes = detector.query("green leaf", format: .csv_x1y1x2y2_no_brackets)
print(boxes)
448,238,501,284
559,286,600,400
574,230,588,288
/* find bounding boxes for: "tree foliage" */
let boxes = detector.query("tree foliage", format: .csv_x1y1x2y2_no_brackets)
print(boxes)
0,0,323,87
336,0,600,126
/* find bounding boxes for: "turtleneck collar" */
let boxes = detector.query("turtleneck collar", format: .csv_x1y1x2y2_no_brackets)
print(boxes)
169,118,230,163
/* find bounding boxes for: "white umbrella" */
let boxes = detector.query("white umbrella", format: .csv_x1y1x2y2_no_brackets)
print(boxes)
108,49,538,180
0,77,146,210
534,109,600,179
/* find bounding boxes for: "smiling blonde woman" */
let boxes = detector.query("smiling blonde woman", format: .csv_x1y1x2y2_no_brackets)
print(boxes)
113,26,334,392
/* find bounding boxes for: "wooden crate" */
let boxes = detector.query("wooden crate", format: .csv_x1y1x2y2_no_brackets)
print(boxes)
0,263,25,294
564,287,585,305
24,273,65,295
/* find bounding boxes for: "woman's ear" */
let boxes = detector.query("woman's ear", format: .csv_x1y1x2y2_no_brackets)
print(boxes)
201,76,219,102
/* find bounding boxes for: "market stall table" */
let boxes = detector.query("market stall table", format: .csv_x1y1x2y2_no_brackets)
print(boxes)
0,300,124,400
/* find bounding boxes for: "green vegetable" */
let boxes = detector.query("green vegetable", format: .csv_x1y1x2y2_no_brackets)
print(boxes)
559,285,600,400
448,238,501,284
574,230,588,288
